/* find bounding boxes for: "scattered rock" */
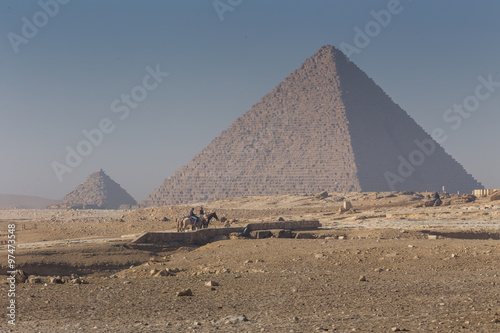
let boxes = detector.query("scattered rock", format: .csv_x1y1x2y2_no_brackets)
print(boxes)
271,229,294,238
490,191,500,201
359,275,367,282
149,257,161,262
15,270,28,284
295,232,316,239
250,230,273,239
343,201,353,210
155,269,170,277
221,315,248,324
205,281,219,287
49,276,64,284
28,276,42,284
316,191,329,200
278,216,285,221
176,289,193,297
70,278,88,284
462,194,477,203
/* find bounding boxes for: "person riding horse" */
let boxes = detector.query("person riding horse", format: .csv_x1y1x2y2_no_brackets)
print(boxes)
189,207,198,225
177,210,220,232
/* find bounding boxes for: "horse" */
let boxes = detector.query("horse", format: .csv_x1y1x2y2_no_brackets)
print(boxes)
201,212,219,228
177,215,204,232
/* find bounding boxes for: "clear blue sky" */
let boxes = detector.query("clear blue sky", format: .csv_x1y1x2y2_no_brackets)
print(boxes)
1,0,499,201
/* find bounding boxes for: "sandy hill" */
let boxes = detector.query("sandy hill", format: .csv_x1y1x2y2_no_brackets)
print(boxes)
0,194,59,209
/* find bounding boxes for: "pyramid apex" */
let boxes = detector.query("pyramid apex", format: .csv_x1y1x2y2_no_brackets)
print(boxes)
92,169,106,177
314,45,343,56
300,45,348,70
317,44,335,51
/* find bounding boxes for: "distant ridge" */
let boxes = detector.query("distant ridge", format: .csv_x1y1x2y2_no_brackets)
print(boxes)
143,45,482,206
0,195,60,209
59,169,137,209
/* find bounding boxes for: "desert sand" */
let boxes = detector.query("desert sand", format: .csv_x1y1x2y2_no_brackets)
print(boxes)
1,191,499,332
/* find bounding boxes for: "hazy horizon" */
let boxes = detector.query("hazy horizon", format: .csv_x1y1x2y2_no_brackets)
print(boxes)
2,1,500,202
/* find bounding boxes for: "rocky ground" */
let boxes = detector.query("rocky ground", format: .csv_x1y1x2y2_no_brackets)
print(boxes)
0,191,499,332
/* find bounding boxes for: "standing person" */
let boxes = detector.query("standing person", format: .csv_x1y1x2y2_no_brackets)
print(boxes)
199,206,205,217
433,192,441,205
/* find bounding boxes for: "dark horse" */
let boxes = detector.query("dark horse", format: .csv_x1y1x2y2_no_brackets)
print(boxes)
201,212,219,228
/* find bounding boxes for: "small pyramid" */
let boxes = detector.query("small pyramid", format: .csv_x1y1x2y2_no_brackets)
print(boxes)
60,169,137,209
143,45,482,206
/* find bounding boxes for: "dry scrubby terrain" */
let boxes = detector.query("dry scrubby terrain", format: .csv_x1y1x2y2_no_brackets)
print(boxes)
0,191,499,332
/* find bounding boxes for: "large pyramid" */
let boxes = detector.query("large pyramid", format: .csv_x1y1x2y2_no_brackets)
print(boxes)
60,169,137,209
143,45,482,206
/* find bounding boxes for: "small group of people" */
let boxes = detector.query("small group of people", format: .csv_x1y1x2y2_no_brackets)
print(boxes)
188,206,204,225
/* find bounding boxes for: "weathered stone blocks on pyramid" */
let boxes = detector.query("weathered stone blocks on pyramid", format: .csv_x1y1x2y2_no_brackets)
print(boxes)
142,45,482,206
59,169,137,209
